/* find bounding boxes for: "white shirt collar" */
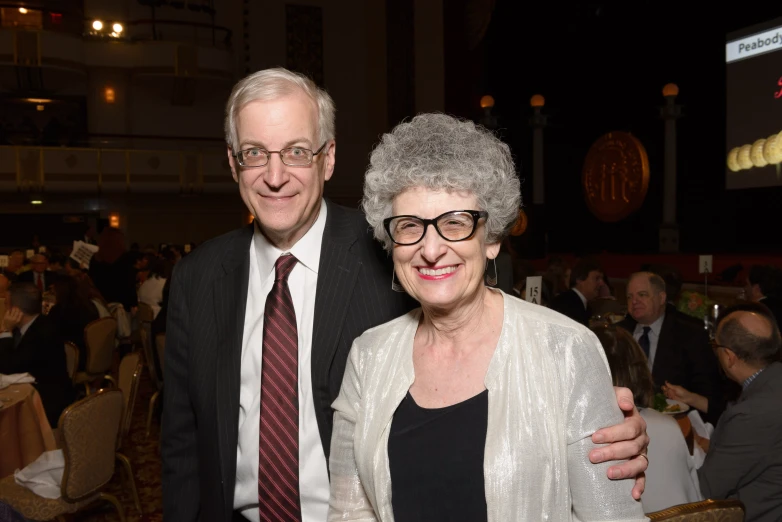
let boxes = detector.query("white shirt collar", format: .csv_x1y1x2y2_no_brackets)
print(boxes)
572,288,587,309
639,310,666,336
253,199,328,279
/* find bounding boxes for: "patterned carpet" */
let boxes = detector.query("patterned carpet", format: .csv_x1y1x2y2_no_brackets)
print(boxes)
82,368,163,521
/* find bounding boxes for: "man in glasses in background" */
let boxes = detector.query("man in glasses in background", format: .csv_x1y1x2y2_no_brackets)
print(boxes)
161,67,650,522
696,303,782,522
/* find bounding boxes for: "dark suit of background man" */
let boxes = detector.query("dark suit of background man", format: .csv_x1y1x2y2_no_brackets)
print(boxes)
161,68,649,522
549,258,605,326
619,272,724,424
697,304,782,522
0,283,74,426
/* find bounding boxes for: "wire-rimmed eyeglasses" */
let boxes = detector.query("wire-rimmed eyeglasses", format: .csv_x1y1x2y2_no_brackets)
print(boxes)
232,142,328,167
383,210,488,246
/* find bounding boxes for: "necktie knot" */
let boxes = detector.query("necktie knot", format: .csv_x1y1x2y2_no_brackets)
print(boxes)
274,254,297,282
642,326,651,335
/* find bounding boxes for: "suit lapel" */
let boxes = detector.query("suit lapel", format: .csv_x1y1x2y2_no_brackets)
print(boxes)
213,224,253,516
652,306,676,375
311,202,361,421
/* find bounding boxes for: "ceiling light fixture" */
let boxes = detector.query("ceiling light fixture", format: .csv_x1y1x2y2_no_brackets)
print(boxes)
92,20,103,31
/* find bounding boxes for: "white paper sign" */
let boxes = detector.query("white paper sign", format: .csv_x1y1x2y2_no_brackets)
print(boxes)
70,240,99,267
525,276,543,305
25,249,34,259
699,255,713,274
38,246,46,253
183,244,191,253
0,255,8,268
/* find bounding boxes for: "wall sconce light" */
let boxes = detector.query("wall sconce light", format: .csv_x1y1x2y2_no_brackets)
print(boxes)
36,105,44,111
112,23,123,33
109,212,120,228
19,7,28,14
480,95,495,109
92,20,103,31
31,199,42,205
104,86,116,103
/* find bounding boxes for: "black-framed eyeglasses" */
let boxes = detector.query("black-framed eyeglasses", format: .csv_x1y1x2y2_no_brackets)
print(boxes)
709,339,729,353
383,210,488,246
232,142,328,167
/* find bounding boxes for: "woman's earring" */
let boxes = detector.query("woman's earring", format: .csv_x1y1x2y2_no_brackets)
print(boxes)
391,270,405,292
486,258,498,287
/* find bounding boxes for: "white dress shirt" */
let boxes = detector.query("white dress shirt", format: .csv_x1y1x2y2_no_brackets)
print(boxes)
633,312,665,368
572,287,588,309
137,276,167,318
639,408,702,513
234,201,329,522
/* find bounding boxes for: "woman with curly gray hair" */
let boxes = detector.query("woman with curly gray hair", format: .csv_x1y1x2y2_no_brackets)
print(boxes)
327,114,647,521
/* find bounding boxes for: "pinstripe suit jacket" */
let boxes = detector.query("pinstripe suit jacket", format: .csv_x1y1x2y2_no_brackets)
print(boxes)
161,200,414,521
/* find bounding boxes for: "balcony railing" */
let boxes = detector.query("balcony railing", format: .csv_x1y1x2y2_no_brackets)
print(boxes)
0,144,235,194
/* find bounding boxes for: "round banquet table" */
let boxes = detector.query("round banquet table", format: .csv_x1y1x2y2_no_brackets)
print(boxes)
0,384,57,478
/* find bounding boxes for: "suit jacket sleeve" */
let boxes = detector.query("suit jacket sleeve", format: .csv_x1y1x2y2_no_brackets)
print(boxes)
328,341,377,521
697,408,768,499
161,261,201,520
0,336,17,373
684,326,721,408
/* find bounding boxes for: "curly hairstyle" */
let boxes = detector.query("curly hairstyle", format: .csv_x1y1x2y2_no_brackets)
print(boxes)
362,113,521,251
224,67,335,152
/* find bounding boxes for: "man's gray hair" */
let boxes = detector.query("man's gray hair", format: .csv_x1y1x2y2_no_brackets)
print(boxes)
362,113,522,251
630,271,667,294
7,282,41,316
224,67,336,151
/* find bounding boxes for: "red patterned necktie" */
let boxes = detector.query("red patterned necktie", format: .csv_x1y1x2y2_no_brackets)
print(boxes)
36,273,43,292
258,254,302,521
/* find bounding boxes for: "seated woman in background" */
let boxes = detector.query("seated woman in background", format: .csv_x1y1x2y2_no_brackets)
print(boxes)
593,324,702,513
47,275,99,371
137,256,171,319
328,113,648,521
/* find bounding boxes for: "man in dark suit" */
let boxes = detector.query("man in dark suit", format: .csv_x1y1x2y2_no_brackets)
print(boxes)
746,264,782,326
0,282,74,426
549,257,605,326
162,68,650,522
696,303,782,522
16,254,57,292
619,272,724,423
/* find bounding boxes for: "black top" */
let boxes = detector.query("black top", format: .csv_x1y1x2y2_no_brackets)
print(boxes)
388,390,489,522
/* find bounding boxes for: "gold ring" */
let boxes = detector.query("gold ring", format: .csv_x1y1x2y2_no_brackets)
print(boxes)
638,453,649,466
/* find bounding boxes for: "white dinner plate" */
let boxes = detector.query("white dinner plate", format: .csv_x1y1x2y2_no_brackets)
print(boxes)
661,399,689,415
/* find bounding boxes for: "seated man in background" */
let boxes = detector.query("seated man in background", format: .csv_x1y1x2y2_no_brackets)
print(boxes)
0,283,74,426
549,257,605,326
620,271,724,424
696,303,782,522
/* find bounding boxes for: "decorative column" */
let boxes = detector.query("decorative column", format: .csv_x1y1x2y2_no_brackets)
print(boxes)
479,95,497,129
659,83,681,253
530,95,546,206
529,94,547,257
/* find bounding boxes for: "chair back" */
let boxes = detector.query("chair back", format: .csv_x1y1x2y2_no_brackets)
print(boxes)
647,499,745,521
64,342,79,380
155,333,166,375
83,317,117,375
59,389,123,502
136,302,154,323
0,298,5,321
117,352,142,444
140,321,160,390
106,302,131,338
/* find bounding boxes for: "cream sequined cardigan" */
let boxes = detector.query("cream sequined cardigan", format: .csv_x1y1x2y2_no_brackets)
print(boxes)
328,291,648,522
